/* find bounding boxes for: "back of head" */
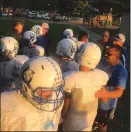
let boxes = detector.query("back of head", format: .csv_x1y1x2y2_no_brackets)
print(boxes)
112,33,125,47
31,25,43,37
0,37,19,61
42,23,49,29
63,29,74,38
13,21,23,28
118,33,125,43
56,39,77,60
76,42,101,69
78,31,89,41
23,31,37,47
20,56,64,111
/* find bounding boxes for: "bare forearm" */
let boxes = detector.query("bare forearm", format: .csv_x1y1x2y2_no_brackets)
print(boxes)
107,88,123,98
61,98,70,117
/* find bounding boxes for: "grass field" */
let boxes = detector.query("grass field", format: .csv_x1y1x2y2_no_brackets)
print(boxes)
0,18,119,55
0,18,82,55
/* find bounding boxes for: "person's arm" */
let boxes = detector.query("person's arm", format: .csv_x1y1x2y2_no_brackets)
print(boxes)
95,86,124,99
60,72,76,122
95,66,127,99
61,92,71,119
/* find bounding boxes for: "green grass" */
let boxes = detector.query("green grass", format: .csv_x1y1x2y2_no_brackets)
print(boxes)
0,18,81,55
0,18,119,55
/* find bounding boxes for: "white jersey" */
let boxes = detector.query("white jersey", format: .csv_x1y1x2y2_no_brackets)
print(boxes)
14,55,29,65
0,59,22,91
75,41,84,49
50,56,79,73
63,69,109,131
22,45,44,58
36,45,45,56
1,91,63,131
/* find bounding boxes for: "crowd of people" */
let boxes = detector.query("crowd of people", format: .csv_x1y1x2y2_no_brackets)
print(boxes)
0,21,128,131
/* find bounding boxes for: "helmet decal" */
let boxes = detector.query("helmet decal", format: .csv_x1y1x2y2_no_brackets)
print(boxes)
22,66,35,87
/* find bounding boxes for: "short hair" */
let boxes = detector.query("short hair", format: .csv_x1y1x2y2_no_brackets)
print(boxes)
103,31,110,36
110,44,122,57
78,31,89,40
14,21,24,27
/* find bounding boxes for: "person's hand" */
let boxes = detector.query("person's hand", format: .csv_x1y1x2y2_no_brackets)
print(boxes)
59,116,64,124
95,87,109,98
101,98,108,103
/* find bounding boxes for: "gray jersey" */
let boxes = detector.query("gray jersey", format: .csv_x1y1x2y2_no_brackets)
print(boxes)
14,55,29,65
0,59,22,91
22,46,39,58
50,56,79,73
22,46,44,58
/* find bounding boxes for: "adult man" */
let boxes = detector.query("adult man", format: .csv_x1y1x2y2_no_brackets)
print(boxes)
61,43,109,131
0,37,29,92
21,31,44,58
110,33,128,70
95,45,128,132
95,31,110,56
1,56,64,131
51,39,79,73
7,21,24,42
37,23,49,55
76,31,89,49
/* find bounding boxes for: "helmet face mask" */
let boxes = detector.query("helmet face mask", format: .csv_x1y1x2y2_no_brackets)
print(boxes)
20,56,64,111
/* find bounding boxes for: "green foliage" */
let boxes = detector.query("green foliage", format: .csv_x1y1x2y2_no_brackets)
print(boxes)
73,0,88,14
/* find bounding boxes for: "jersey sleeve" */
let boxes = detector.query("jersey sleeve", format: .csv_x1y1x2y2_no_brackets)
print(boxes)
101,71,109,86
63,72,76,93
93,69,109,87
67,61,80,71
114,68,128,89
12,60,22,77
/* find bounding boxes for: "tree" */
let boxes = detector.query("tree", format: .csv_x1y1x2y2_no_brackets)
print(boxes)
56,0,88,16
73,0,88,15
89,0,129,15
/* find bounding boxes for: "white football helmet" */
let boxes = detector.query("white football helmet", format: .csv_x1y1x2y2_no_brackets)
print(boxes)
23,31,37,47
0,37,19,60
20,56,64,111
71,37,78,42
31,25,43,37
56,39,77,59
63,29,74,38
76,42,101,69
